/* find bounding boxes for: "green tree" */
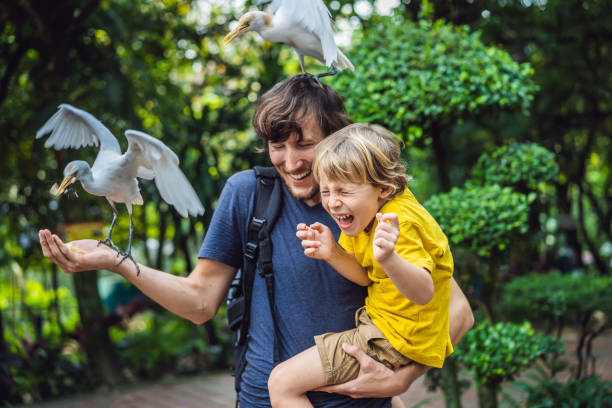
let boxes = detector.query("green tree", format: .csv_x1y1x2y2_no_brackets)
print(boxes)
426,183,529,320
504,272,612,378
332,14,537,191
468,143,560,273
423,143,557,407
0,0,289,399
456,321,563,408
423,0,612,275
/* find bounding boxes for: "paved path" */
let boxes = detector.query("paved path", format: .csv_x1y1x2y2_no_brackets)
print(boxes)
25,331,612,408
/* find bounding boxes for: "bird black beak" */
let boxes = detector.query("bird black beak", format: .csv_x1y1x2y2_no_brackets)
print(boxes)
223,23,249,45
53,174,76,197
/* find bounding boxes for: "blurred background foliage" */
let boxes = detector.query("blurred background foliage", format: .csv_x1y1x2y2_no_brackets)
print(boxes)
1,0,611,406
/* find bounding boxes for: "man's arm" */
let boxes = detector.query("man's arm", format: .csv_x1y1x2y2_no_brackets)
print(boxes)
319,276,474,398
448,277,475,345
38,229,235,324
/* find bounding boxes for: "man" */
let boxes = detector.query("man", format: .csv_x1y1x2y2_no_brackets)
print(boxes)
39,75,473,407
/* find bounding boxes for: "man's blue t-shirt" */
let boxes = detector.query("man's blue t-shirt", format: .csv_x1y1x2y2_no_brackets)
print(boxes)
199,170,391,408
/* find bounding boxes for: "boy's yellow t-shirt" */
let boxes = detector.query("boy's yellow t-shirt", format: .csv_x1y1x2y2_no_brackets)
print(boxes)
338,188,454,368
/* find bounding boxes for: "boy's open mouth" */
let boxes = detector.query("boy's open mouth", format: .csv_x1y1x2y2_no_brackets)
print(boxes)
334,214,354,229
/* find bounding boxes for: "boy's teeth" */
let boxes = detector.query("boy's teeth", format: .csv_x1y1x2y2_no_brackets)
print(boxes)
336,215,351,220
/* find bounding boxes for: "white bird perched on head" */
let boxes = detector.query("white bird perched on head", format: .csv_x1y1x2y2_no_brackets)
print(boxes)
36,104,205,275
224,0,354,78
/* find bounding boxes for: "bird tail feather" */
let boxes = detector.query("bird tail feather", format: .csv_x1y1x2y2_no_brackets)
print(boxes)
335,50,354,71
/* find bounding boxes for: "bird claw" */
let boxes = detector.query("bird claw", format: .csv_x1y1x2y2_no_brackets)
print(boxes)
117,252,141,276
315,66,339,79
299,72,323,86
97,238,122,255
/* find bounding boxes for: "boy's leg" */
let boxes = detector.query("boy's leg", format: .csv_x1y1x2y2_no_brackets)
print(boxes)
268,345,327,408
391,396,406,408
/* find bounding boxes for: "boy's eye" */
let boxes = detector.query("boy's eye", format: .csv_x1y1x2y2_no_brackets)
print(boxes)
321,190,329,196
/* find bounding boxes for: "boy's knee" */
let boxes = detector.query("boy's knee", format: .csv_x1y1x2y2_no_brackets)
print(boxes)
268,362,291,401
268,364,281,398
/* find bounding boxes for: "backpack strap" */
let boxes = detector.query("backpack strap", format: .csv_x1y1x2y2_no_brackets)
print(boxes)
252,167,283,366
227,166,283,401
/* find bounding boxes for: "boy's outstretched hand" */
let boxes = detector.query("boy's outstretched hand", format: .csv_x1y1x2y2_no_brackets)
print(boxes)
373,212,400,263
296,222,336,261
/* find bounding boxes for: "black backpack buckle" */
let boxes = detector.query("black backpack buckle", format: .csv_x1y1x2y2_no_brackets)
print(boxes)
249,217,266,233
244,242,258,261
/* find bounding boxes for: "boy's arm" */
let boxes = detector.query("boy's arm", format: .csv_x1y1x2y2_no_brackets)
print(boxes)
319,276,474,398
374,213,433,305
326,243,370,287
297,222,370,286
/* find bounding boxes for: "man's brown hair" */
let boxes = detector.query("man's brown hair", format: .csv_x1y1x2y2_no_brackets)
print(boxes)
252,76,352,146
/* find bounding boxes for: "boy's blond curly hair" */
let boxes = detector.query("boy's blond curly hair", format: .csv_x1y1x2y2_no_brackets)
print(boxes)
313,123,409,198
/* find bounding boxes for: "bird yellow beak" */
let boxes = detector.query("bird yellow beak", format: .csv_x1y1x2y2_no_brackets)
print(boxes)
51,174,76,197
223,23,249,45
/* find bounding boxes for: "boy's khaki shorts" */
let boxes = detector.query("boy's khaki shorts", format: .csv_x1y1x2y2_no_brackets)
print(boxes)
314,307,412,385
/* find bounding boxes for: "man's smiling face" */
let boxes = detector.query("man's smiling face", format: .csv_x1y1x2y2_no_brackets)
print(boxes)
268,116,325,207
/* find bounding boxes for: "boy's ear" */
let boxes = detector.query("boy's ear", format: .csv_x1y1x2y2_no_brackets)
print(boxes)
379,186,393,199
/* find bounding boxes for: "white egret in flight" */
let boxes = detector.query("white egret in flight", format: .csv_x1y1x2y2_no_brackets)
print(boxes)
224,0,354,78
37,104,205,275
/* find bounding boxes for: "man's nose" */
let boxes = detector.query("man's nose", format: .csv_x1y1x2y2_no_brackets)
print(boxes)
284,148,303,170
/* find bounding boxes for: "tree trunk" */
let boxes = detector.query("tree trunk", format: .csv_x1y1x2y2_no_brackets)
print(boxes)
156,203,167,270
0,308,17,403
481,262,500,323
51,264,65,334
72,272,124,388
477,383,499,408
430,126,451,192
577,188,609,275
556,183,584,270
440,358,463,408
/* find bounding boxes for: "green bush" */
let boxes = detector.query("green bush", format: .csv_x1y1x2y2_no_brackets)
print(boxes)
503,271,612,378
112,309,231,379
332,16,538,142
1,280,88,401
457,321,563,388
470,143,559,192
424,184,529,258
513,375,612,407
503,271,612,327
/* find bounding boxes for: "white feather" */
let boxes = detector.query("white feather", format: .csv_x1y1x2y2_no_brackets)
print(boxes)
270,0,338,67
124,130,204,218
36,104,121,153
36,105,204,218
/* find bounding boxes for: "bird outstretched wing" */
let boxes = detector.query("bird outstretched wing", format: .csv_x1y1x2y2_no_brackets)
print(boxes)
124,130,204,218
270,0,338,66
36,104,121,153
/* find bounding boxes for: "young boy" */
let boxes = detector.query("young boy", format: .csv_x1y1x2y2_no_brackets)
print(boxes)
267,123,454,407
